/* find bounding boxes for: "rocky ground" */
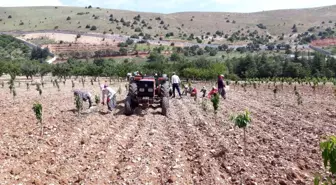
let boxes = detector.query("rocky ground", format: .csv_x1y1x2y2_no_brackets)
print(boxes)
0,79,335,185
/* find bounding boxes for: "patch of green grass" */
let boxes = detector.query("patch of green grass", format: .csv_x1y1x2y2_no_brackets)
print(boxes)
331,47,336,55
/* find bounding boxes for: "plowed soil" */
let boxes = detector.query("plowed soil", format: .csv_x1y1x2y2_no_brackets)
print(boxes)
0,79,335,185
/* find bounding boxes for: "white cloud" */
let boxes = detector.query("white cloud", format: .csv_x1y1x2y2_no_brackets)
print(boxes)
0,0,63,6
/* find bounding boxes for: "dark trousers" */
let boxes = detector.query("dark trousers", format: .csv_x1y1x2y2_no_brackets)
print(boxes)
172,83,181,97
218,87,226,99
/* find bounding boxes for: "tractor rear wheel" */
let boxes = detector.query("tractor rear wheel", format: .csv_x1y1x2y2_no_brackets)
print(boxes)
160,81,169,97
125,96,134,115
129,82,138,97
161,97,169,116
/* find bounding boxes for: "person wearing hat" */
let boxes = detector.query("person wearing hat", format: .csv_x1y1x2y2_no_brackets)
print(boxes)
73,90,93,109
218,74,226,99
171,72,182,98
101,84,117,111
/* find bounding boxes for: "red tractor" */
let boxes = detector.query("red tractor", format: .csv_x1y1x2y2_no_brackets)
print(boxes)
124,74,170,116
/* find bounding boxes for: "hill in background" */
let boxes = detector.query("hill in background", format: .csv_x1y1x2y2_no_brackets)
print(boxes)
0,5,336,44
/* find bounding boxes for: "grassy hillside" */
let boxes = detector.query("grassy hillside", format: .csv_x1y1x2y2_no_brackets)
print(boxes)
0,5,336,43
0,34,31,60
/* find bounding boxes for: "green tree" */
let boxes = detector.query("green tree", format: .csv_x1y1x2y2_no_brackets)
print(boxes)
119,47,128,55
170,53,181,61
39,63,51,81
21,61,39,79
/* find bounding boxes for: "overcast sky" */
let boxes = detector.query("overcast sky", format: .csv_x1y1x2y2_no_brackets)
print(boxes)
0,0,335,13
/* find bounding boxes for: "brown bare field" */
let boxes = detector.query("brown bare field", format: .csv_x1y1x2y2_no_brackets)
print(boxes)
0,77,335,184
43,43,119,54
20,32,125,45
311,38,336,47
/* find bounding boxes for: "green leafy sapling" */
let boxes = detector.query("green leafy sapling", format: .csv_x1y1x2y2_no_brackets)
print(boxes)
321,136,336,174
75,94,83,116
230,109,252,156
314,136,336,185
211,92,219,115
95,95,100,105
32,102,43,136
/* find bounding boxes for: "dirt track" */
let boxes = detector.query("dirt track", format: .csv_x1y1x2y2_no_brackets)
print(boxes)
0,79,335,184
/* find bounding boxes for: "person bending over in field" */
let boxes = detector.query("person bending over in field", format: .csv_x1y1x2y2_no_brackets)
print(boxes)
73,90,93,109
101,85,117,111
208,86,218,98
200,86,207,98
190,87,197,101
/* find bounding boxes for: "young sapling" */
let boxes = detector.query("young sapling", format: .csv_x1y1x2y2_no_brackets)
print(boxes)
230,109,252,156
32,102,43,136
211,92,219,115
82,78,85,87
95,95,100,105
36,84,42,96
314,135,336,185
75,94,83,116
55,80,60,91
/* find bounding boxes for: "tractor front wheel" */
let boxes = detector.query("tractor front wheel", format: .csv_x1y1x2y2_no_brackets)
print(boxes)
161,97,169,116
125,96,134,115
